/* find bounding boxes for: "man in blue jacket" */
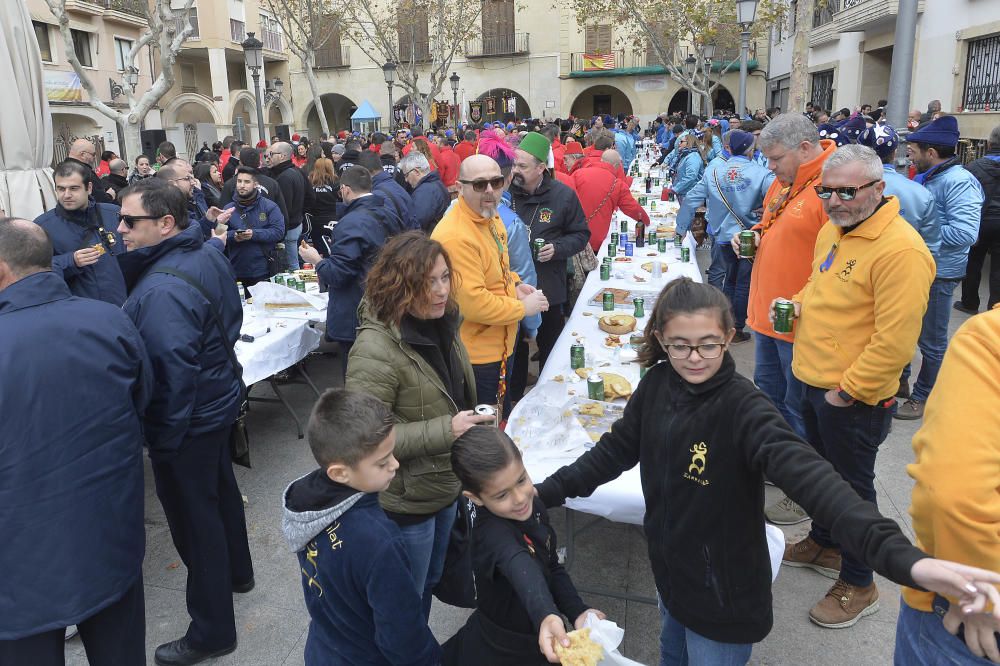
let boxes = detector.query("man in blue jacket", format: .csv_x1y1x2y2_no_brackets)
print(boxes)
400,151,450,233
116,179,253,666
0,218,151,664
299,167,402,377
223,167,285,295
157,160,229,241
678,130,775,343
896,115,985,419
34,160,127,305
359,151,416,230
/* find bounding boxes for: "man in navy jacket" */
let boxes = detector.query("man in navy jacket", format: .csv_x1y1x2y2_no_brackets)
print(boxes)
34,160,127,305
359,151,417,230
0,218,151,664
400,151,450,233
116,179,254,666
223,167,285,293
299,167,402,376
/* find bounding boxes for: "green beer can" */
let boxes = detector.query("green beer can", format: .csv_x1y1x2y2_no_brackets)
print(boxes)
674,233,683,248
532,237,545,260
681,247,690,263
608,242,617,257
587,374,605,400
647,231,656,246
620,219,628,235
657,237,667,253
602,291,615,311
773,299,796,334
570,343,586,370
739,230,756,258
296,280,307,293
639,195,648,206
600,263,610,280
633,297,645,318
610,232,619,246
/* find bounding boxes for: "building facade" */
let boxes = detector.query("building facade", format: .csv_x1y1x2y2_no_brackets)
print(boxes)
768,0,1000,141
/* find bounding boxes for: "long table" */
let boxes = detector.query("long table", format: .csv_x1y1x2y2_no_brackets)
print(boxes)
508,173,784,603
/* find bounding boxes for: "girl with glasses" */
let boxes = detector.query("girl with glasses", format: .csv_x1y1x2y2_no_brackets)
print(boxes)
535,277,1000,666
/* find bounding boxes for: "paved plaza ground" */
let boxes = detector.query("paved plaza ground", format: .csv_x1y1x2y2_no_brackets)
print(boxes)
64,252,990,666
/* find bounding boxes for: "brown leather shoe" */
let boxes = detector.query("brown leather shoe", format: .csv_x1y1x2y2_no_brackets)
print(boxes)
809,579,880,628
782,536,841,579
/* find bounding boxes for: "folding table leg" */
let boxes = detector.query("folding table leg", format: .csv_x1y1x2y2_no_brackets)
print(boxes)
297,361,321,398
268,378,304,439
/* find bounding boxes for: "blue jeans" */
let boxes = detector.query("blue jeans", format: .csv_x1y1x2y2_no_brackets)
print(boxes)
753,332,805,437
659,596,752,666
472,361,512,419
909,278,960,402
802,385,892,586
895,596,996,665
708,241,753,331
284,225,302,271
396,500,457,620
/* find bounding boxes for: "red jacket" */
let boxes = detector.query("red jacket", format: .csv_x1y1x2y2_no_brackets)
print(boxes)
437,146,460,188
552,138,567,174
454,140,477,163
578,145,604,170
570,162,649,252
555,170,576,191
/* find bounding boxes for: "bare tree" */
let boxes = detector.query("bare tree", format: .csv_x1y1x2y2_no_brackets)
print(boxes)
342,0,482,125
43,0,196,162
263,0,345,135
788,0,815,114
564,0,783,116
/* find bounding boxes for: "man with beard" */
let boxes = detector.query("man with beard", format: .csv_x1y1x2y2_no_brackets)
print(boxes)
431,155,549,416
508,132,589,369
219,147,289,225
34,160,126,305
64,139,115,204
104,158,130,201
780,145,935,629
221,167,285,296
156,161,230,240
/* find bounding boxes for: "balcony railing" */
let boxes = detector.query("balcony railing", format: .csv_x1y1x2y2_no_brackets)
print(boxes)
230,19,246,43
834,0,926,33
465,32,530,58
103,0,144,17
261,26,283,52
570,46,755,75
315,45,351,69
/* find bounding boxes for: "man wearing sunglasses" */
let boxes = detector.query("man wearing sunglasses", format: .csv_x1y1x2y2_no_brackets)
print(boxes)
116,179,254,666
778,145,935,630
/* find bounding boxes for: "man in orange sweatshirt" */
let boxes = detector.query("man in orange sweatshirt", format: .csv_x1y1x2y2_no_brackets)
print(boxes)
734,113,836,527
431,155,549,416
897,304,1000,663
779,145,935,629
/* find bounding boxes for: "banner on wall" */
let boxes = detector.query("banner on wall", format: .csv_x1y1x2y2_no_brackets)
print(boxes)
484,96,496,116
469,101,483,123
44,70,83,102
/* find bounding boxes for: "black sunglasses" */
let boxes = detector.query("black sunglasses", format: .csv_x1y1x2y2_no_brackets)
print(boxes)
814,179,880,201
118,213,163,229
459,177,505,192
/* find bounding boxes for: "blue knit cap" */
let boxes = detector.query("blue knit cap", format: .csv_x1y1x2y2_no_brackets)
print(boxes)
906,115,960,148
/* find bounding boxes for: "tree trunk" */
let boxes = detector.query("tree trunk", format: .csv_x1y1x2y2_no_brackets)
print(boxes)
788,0,814,113
302,55,329,135
121,118,143,165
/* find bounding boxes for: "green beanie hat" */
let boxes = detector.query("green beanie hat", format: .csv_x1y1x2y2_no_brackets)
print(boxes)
518,131,551,164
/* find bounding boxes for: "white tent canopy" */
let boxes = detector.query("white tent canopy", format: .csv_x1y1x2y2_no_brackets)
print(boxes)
0,0,56,219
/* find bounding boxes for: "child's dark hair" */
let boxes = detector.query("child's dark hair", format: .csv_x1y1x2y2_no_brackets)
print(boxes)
307,388,394,467
451,426,523,494
638,277,735,367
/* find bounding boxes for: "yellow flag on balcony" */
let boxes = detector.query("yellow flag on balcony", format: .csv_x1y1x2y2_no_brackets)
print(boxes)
582,52,616,71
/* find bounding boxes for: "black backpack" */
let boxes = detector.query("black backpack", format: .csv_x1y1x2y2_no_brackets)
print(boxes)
432,497,478,608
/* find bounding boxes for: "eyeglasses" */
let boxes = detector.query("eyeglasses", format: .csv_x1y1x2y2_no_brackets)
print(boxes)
459,177,505,192
658,339,726,360
170,175,195,183
814,179,880,201
118,213,163,229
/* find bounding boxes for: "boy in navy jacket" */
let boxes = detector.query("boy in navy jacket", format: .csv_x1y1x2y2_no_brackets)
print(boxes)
281,388,441,666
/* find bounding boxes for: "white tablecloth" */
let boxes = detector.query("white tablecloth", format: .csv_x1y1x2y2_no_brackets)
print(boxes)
236,281,327,385
509,169,784,580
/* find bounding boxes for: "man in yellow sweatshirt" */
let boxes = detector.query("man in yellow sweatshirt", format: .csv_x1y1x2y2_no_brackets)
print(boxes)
431,155,549,416
778,145,935,629
897,304,1000,663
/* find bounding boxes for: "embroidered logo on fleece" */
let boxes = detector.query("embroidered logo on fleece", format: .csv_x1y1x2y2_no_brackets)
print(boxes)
683,442,710,486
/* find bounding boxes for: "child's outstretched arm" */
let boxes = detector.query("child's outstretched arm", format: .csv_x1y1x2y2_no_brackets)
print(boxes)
535,381,646,508
367,536,442,665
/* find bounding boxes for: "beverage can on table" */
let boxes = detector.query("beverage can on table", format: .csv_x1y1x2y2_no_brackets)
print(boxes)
681,247,690,263
624,242,634,257
296,280,307,293
532,237,545,260
633,297,645,318
610,231,619,246
285,278,297,290
474,404,499,427
587,374,605,400
773,299,796,334
570,343,586,370
674,233,683,248
654,177,661,187
647,231,656,246
639,195,648,207
651,201,657,211
657,237,667,253
274,275,285,286
600,263,610,280
602,292,615,311
620,219,629,234
739,230,756,258
607,242,617,258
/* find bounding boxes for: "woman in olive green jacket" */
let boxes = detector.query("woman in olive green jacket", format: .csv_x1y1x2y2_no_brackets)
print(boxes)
346,231,493,617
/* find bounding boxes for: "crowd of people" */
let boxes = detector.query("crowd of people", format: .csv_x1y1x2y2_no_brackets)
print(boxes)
1,99,999,666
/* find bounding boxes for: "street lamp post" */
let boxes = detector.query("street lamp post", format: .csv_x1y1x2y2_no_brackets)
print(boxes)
450,72,461,128
383,62,397,130
684,54,697,114
735,0,759,119
241,32,267,143
702,43,717,114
